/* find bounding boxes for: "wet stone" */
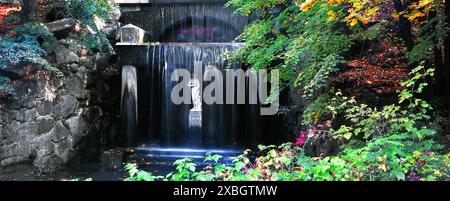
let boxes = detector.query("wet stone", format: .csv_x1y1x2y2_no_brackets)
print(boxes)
15,108,37,122
54,95,78,119
37,116,56,134
36,100,54,116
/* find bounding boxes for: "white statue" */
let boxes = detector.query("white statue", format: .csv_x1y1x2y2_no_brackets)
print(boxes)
188,78,202,111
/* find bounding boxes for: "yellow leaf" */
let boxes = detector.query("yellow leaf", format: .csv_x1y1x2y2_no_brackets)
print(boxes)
378,164,387,172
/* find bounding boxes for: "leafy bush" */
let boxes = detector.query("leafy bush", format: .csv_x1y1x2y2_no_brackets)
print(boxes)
65,0,118,53
0,22,61,75
225,1,351,98
301,89,335,126
124,163,161,181
0,22,62,96
405,17,449,64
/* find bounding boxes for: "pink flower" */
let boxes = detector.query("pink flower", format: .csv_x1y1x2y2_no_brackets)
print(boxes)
242,167,248,174
310,127,318,136
294,131,306,147
194,28,203,37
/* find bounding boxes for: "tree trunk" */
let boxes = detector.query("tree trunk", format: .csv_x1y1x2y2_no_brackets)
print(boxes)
19,0,36,23
393,0,415,50
444,0,450,99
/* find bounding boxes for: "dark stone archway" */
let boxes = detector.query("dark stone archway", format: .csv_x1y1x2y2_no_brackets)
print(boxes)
159,16,240,42
118,0,250,42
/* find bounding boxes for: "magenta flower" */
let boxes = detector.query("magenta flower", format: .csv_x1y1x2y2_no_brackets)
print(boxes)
242,167,248,174
294,131,306,147
194,28,203,37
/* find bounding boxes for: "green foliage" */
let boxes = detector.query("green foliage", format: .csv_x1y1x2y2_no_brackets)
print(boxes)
301,89,335,126
0,0,18,5
124,163,161,181
330,63,435,141
0,22,61,76
13,22,59,51
0,76,15,97
0,22,62,97
165,158,198,181
204,152,223,163
65,0,117,53
226,2,351,98
406,17,449,64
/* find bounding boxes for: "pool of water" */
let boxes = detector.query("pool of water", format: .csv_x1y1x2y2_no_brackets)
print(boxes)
0,147,242,181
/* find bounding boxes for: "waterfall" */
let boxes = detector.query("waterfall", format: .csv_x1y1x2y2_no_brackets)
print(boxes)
120,65,138,146
136,43,263,148
118,0,283,149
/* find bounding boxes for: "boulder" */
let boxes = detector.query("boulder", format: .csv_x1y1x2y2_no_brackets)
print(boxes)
35,100,54,116
10,143,32,157
46,18,76,39
53,95,78,119
37,116,56,134
0,63,38,80
15,108,37,122
55,44,80,64
17,122,38,137
64,115,87,137
33,153,59,173
64,75,84,99
54,137,74,165
49,121,70,143
304,136,339,157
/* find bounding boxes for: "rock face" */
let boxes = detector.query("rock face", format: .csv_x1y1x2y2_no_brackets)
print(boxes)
0,41,120,173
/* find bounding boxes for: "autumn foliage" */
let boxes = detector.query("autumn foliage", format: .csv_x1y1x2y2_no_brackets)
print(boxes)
0,4,20,30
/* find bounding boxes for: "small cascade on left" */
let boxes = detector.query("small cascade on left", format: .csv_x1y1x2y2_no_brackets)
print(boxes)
120,65,138,147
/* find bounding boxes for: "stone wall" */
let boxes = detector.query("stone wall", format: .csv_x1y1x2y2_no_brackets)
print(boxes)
0,40,120,173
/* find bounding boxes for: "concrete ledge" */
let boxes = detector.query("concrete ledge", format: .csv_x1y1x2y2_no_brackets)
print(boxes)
115,0,227,4
116,42,245,46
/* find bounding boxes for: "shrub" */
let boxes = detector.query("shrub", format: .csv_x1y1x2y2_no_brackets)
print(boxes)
0,22,62,96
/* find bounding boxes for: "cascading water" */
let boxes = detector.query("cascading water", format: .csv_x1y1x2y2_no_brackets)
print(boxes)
118,0,284,152
138,43,266,148
120,65,138,147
